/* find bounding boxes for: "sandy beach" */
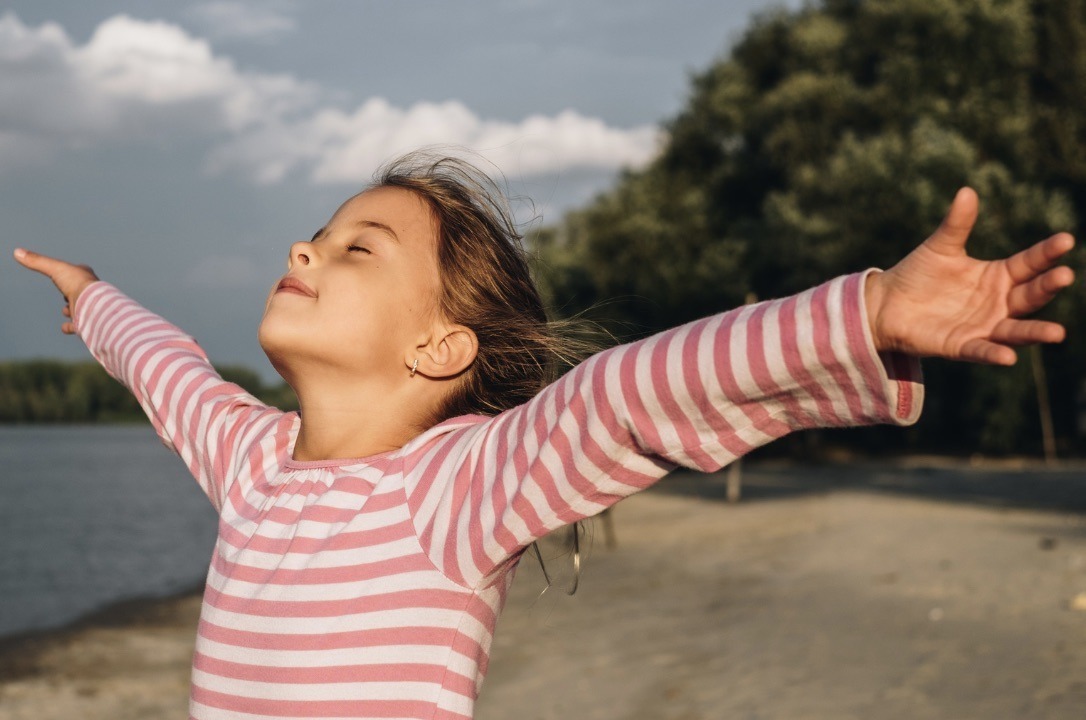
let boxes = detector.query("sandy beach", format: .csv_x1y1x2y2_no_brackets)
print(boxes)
2,460,1085,719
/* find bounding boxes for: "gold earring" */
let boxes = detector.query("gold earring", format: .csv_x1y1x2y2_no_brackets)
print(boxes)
410,359,418,378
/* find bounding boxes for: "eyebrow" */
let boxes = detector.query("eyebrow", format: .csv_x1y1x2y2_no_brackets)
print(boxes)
355,219,400,243
310,221,400,244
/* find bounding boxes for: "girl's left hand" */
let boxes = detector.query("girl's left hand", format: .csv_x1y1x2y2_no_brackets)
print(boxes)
864,188,1075,366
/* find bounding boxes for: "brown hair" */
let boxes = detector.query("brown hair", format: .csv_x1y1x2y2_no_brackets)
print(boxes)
374,152,598,593
372,151,591,421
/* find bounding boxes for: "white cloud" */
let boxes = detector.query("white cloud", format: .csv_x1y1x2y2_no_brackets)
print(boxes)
208,98,662,185
0,12,661,183
76,14,313,133
0,12,312,165
186,2,297,41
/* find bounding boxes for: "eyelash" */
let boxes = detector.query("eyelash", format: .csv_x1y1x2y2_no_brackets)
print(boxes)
347,245,371,254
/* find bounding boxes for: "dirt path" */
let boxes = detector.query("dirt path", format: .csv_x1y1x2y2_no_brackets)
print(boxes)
3,465,1086,719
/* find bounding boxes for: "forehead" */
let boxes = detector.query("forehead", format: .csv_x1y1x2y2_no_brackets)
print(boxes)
330,186,438,244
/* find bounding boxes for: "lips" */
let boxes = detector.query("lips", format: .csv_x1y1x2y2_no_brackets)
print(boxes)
276,276,317,298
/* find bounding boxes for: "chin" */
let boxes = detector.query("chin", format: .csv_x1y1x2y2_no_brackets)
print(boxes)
258,317,301,376
258,317,354,384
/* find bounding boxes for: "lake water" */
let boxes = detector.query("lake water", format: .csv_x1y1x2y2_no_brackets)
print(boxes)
0,425,218,638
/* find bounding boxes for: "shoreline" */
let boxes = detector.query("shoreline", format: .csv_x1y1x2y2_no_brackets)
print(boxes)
0,584,204,682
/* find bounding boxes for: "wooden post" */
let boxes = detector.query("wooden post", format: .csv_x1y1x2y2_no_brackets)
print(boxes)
1030,344,1057,465
726,461,742,504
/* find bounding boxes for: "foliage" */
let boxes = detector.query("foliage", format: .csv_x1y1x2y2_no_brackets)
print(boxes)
0,360,297,424
534,0,1086,455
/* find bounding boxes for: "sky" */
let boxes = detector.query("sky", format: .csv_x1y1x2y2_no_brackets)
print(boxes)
1,0,797,380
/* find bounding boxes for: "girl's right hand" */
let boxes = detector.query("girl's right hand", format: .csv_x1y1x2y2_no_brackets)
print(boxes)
14,248,100,335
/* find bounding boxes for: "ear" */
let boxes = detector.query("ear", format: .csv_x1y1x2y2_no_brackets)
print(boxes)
409,323,478,379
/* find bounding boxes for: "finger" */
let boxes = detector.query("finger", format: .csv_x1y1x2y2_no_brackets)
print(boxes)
13,248,70,282
924,187,979,255
62,321,76,335
991,318,1066,345
62,305,71,318
1005,233,1075,283
959,337,1017,366
1007,265,1075,316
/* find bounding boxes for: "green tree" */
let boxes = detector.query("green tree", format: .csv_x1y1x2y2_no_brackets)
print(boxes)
537,0,1086,455
0,360,298,423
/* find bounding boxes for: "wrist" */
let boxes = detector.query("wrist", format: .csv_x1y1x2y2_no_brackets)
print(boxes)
863,270,887,351
69,277,102,320
72,278,97,302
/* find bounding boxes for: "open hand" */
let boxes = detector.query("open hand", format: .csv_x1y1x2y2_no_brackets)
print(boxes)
864,188,1075,366
13,248,100,335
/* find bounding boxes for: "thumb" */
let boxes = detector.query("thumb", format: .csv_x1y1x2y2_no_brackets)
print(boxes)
924,187,978,256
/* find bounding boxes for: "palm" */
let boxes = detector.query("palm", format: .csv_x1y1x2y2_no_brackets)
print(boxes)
869,189,1074,366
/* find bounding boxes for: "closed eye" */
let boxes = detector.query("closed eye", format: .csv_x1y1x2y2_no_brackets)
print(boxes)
347,245,371,254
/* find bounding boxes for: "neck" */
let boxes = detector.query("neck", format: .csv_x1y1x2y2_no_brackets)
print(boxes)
284,370,437,462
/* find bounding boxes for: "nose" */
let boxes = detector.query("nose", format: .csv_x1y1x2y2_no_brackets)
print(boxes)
288,241,313,269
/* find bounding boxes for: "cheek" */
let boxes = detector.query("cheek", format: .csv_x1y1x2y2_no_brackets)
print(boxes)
398,262,444,328
395,297,430,329
376,269,439,333
324,290,406,349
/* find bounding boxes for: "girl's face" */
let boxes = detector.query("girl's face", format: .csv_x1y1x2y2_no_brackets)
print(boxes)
258,186,443,383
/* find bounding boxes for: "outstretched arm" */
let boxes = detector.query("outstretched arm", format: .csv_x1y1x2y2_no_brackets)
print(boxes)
13,248,286,511
405,189,1075,589
406,271,922,588
865,187,1074,365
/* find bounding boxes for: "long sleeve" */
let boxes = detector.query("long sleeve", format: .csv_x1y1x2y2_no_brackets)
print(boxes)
402,271,923,588
73,282,287,511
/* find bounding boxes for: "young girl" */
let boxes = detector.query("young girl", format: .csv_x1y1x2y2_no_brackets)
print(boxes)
15,153,1075,720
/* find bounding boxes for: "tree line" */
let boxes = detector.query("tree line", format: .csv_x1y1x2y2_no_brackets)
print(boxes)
532,0,1086,456
0,360,297,424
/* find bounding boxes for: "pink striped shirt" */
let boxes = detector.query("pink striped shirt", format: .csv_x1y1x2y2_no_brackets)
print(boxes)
73,271,922,720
